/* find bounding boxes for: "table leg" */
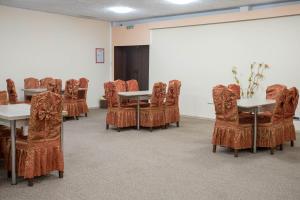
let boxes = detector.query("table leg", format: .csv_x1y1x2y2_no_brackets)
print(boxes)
10,120,17,185
253,108,258,153
137,97,140,130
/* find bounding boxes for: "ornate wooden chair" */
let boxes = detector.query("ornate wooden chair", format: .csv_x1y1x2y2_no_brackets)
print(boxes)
6,79,26,104
164,80,181,127
104,82,136,132
63,79,80,119
257,89,287,154
228,84,241,99
24,77,40,89
212,85,253,157
283,87,299,147
47,79,62,95
140,82,167,131
77,78,89,117
6,91,64,186
40,77,54,88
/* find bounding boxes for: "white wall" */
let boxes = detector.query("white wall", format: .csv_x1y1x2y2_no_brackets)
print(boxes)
150,15,300,119
0,5,111,108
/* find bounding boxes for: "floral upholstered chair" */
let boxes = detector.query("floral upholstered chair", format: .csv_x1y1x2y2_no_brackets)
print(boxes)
266,84,287,100
24,77,40,89
6,91,64,186
63,79,80,119
257,89,287,154
104,82,136,132
212,85,253,157
140,82,167,131
164,80,181,127
114,79,127,106
40,77,54,88
126,79,139,91
283,87,299,147
47,79,62,95
6,79,26,104
228,84,241,99
77,78,89,117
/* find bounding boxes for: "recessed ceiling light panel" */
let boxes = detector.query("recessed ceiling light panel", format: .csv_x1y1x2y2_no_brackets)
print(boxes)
107,6,135,14
165,0,198,5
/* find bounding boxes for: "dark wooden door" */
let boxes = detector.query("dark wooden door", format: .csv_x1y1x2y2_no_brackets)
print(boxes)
114,45,149,90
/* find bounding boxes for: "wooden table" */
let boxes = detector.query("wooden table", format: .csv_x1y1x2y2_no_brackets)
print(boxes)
0,104,67,185
237,99,276,153
118,91,152,130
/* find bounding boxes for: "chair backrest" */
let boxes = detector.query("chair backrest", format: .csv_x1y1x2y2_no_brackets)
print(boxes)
24,77,40,89
104,82,119,108
212,85,239,123
0,91,8,105
266,84,287,100
64,79,79,100
284,87,299,118
28,91,62,142
114,79,126,93
126,80,139,92
150,82,166,107
290,87,299,112
79,78,89,88
6,79,18,104
166,80,181,106
40,77,54,88
271,89,288,123
228,84,241,99
47,79,62,94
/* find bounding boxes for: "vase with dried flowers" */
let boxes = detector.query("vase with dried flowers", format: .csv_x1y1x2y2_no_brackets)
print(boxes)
232,62,270,98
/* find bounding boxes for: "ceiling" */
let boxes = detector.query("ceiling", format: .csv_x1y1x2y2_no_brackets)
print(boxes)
0,0,294,22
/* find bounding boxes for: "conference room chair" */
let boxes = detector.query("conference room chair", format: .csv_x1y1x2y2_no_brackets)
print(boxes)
104,82,136,132
140,82,167,131
165,80,181,127
40,77,54,88
63,79,80,119
6,79,26,104
211,85,253,157
228,84,241,99
5,92,64,186
256,89,287,154
283,87,299,146
78,78,89,117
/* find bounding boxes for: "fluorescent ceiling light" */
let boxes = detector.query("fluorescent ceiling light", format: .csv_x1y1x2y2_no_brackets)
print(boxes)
165,0,197,5
107,6,135,14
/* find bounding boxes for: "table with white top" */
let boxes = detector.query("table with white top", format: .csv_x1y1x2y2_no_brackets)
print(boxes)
237,99,276,153
118,91,152,130
22,88,47,97
0,104,67,185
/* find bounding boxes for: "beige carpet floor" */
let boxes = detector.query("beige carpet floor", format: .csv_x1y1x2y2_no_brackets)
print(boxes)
0,109,300,200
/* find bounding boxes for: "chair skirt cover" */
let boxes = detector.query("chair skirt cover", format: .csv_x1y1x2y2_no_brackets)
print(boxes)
164,105,180,124
106,107,136,128
63,99,79,117
256,122,285,148
283,118,296,142
140,107,166,128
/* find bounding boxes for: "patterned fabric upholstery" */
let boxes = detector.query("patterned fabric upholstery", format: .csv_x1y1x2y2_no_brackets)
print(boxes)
211,85,253,157
6,92,64,182
40,77,54,88
47,79,62,95
283,87,299,144
24,78,40,89
0,91,9,158
256,89,287,153
6,79,20,104
126,80,139,91
114,79,127,92
105,82,136,130
228,84,241,99
140,82,167,129
63,79,79,117
77,78,89,116
266,84,287,100
164,80,181,126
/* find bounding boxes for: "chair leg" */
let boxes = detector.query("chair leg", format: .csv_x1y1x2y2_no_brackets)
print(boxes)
76,116,79,120
7,171,11,178
176,122,180,127
59,171,64,178
106,124,109,130
279,144,283,151
212,145,217,153
117,128,121,132
27,178,34,187
291,141,294,147
85,113,88,117
270,147,275,155
234,149,239,157
150,127,153,132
